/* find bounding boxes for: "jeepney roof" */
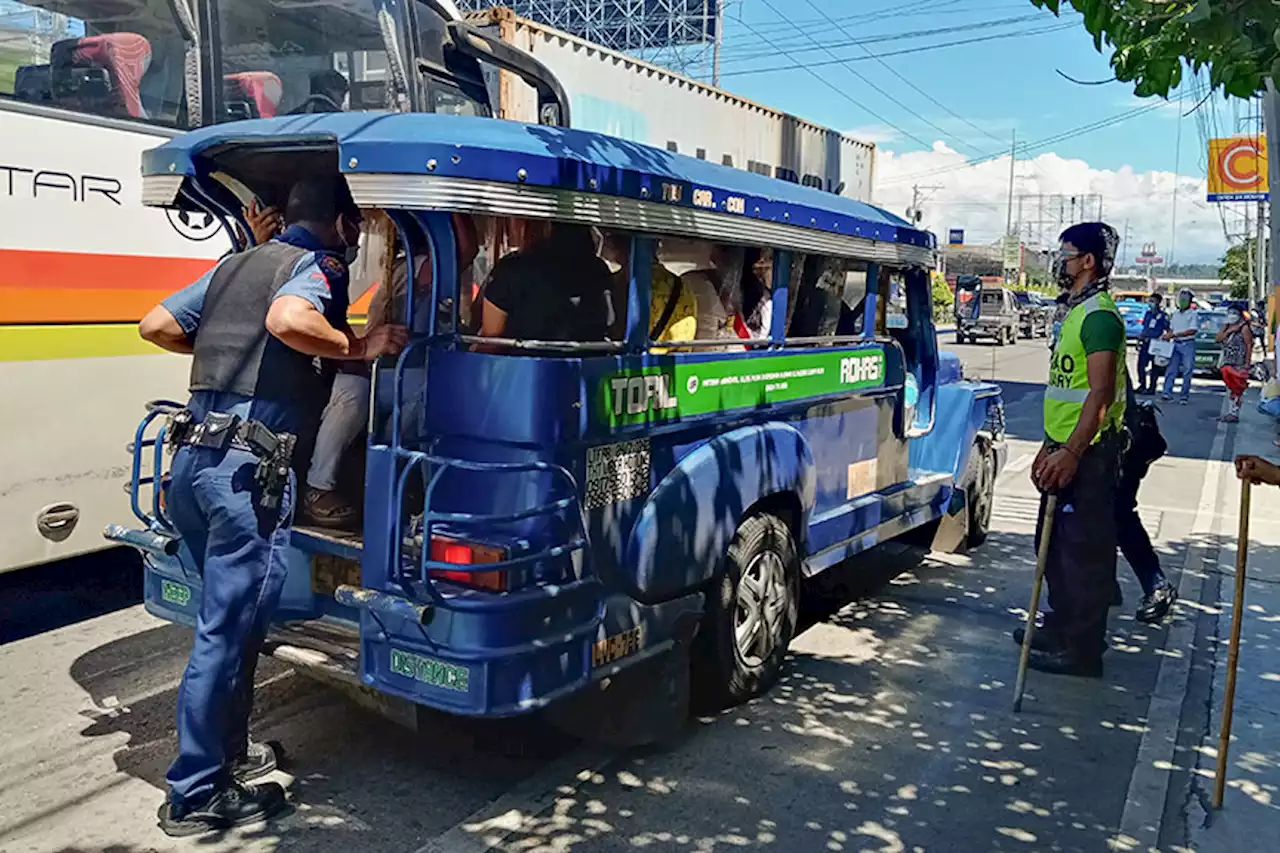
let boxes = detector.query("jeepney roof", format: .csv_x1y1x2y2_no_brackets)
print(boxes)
141,112,934,264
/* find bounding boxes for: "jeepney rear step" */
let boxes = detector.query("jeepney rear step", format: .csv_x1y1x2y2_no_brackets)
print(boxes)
292,524,363,558
264,619,361,687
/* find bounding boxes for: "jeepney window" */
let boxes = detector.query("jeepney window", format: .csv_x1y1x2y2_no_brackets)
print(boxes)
788,255,847,338
0,0,190,126
652,238,766,349
474,216,617,347
215,0,394,120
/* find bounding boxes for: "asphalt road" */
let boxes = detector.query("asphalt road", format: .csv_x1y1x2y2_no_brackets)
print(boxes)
0,334,1235,853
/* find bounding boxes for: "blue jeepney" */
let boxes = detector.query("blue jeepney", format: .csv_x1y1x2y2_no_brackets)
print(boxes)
110,112,1005,740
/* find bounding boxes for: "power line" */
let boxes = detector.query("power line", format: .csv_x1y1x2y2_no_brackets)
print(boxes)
754,0,972,151
881,89,1207,186
719,6,1037,59
721,21,1075,78
718,13,1052,69
731,13,935,149
796,0,1006,148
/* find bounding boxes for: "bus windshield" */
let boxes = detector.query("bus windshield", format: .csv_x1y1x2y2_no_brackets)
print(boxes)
217,0,401,118
0,0,189,126
216,0,491,121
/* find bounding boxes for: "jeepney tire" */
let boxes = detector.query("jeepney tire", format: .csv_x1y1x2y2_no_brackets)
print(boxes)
966,441,996,548
955,332,966,345
694,512,800,710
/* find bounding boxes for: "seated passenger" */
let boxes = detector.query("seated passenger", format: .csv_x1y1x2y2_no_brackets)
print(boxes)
292,69,349,114
598,233,695,346
302,215,479,527
479,222,613,344
660,241,748,348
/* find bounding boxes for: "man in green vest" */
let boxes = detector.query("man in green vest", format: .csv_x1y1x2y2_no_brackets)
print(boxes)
1023,222,1127,677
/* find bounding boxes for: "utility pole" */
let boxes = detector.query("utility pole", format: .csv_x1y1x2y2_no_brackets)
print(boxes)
711,0,724,87
908,184,943,225
1005,131,1017,236
1120,219,1130,270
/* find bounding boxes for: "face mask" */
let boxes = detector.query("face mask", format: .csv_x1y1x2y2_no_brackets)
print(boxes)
1178,298,1191,310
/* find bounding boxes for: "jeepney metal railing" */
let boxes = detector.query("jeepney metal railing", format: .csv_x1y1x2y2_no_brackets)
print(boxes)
125,400,185,530
359,211,597,618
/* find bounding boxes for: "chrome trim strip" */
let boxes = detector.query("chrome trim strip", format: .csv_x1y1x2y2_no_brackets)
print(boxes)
142,175,184,207
345,174,935,267
0,96,182,138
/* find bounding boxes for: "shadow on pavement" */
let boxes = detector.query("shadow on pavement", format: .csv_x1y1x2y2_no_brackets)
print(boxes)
438,529,1205,853
0,547,142,646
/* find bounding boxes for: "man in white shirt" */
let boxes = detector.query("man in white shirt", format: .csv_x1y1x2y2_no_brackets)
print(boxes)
1160,289,1199,404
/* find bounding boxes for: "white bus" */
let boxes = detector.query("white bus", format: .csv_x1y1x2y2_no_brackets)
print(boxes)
0,0,571,573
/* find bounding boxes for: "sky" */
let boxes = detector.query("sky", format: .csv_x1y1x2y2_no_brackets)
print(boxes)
705,0,1262,265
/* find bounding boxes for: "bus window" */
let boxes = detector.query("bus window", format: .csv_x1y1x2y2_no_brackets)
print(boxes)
215,0,395,118
0,0,189,126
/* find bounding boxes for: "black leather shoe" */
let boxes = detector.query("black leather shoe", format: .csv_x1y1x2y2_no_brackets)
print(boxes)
158,780,287,838
231,740,285,783
1011,626,1060,653
1137,583,1177,624
1026,648,1103,678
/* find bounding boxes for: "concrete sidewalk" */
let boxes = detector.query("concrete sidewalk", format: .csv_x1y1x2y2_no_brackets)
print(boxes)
1185,388,1280,851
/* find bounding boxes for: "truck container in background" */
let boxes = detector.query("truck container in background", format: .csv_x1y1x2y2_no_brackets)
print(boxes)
466,7,876,203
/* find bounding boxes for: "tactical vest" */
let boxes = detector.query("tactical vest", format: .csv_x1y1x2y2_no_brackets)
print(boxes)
1044,290,1127,444
188,241,333,413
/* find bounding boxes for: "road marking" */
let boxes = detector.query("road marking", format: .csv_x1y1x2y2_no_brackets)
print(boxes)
1001,451,1035,478
413,745,618,853
1111,415,1228,851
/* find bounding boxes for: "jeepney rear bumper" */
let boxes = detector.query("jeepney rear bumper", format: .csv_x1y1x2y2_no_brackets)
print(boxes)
138,545,703,719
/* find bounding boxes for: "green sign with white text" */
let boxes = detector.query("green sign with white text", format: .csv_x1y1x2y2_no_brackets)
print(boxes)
598,348,888,427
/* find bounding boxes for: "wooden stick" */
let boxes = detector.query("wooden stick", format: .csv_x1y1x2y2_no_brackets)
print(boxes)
1014,492,1057,713
1213,479,1252,809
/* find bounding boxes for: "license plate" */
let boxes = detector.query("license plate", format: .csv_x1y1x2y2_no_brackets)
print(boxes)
312,554,362,597
160,579,191,607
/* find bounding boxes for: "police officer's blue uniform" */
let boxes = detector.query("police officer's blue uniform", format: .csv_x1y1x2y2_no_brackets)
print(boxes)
158,223,350,830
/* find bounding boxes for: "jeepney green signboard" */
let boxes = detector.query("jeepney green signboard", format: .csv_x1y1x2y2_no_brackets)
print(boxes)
160,579,191,607
598,348,888,427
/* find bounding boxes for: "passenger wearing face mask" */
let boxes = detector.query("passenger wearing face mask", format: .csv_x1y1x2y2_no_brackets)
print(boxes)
136,177,408,836
1160,289,1199,404
1216,306,1254,422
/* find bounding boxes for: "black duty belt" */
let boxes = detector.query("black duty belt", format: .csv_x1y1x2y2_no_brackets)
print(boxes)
167,410,297,510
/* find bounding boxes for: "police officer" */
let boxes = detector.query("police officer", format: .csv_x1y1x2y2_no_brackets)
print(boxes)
1020,221,1127,678
137,177,407,836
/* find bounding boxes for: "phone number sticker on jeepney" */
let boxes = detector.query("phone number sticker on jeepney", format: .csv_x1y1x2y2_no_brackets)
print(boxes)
390,649,470,692
599,349,887,427
585,438,651,509
160,579,191,607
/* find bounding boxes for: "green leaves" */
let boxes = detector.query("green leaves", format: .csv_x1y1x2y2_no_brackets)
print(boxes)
1030,0,1280,100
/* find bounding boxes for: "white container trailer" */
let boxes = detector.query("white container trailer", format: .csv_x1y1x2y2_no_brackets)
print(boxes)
467,8,876,203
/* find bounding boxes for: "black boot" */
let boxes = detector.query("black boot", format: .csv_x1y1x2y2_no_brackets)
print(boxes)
231,740,285,783
1026,648,1103,678
158,780,287,838
1136,582,1177,624
1011,625,1060,653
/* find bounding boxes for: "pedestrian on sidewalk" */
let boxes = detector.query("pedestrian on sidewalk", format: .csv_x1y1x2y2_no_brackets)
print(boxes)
1022,221,1127,678
1161,289,1198,404
1217,306,1253,423
1136,293,1169,395
1117,375,1177,622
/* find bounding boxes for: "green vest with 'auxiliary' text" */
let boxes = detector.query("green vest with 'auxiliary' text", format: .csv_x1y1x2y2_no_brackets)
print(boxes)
1044,291,1126,445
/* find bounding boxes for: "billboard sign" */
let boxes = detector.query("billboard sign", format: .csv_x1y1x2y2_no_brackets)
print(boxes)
947,228,964,246
1208,135,1269,202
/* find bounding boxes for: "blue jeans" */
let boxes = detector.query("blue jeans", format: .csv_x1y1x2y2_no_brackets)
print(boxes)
1161,340,1196,400
164,444,294,806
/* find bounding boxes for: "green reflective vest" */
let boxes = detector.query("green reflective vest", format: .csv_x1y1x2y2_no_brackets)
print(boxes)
1044,291,1127,444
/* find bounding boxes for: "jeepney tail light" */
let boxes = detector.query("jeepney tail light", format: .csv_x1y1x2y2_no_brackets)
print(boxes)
428,537,508,592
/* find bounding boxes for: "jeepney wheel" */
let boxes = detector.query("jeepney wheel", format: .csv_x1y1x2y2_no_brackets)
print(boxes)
955,331,967,345
695,512,800,708
967,441,996,547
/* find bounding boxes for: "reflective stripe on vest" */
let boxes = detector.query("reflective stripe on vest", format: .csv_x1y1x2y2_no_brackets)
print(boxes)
1043,291,1127,444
